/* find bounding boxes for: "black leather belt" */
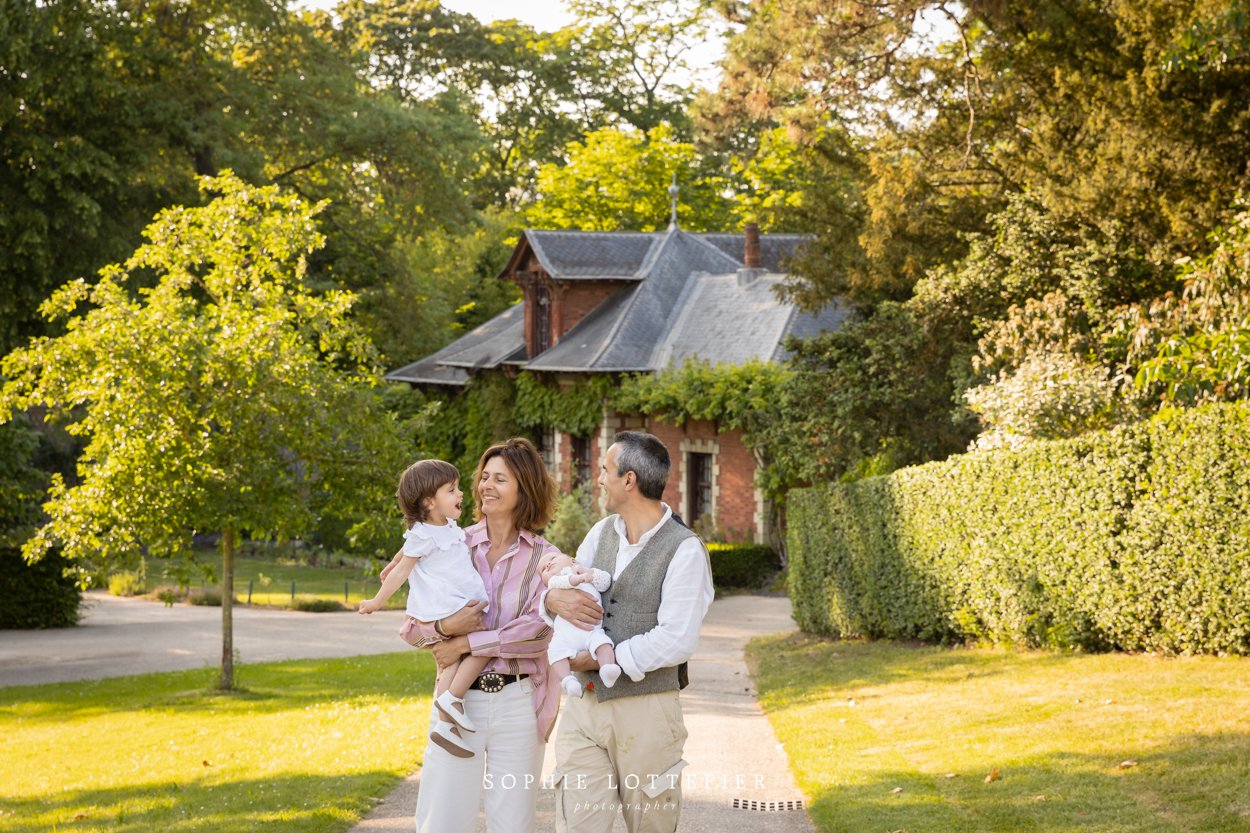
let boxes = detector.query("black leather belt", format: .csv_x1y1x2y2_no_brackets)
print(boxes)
469,672,528,693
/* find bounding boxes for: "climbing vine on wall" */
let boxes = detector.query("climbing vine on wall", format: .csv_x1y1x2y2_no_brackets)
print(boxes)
514,372,615,436
613,359,794,499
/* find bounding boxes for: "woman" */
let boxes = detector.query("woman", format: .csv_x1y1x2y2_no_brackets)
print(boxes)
403,438,562,833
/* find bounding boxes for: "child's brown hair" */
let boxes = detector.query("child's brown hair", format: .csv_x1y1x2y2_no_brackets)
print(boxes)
396,459,461,527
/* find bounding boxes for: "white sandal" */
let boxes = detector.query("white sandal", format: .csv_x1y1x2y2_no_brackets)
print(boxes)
429,720,474,759
435,690,477,733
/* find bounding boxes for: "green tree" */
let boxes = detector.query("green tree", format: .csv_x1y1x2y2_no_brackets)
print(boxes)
1,174,408,689
567,0,712,134
708,0,1250,308
1134,202,1250,405
528,124,737,231
772,303,976,484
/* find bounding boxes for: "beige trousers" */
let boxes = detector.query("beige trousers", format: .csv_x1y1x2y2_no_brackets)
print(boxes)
554,690,688,833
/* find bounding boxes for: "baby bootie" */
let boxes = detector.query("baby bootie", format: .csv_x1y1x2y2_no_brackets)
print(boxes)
561,675,584,698
599,663,622,688
435,690,476,733
430,720,474,759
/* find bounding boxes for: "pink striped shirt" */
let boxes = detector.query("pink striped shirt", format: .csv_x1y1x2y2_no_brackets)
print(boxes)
414,520,561,741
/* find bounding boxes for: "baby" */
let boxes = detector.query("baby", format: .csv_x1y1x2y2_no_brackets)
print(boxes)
540,551,623,697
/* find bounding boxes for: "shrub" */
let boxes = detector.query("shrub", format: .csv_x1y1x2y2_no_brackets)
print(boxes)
706,542,782,589
290,596,346,612
187,588,225,606
543,484,594,555
108,570,146,597
0,549,81,629
150,585,183,607
787,401,1250,654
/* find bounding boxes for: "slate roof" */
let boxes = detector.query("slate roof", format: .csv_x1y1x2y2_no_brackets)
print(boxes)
385,301,526,386
390,227,845,383
520,230,657,280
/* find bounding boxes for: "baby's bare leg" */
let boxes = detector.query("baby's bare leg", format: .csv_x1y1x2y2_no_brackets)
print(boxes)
593,643,616,668
447,653,491,698
551,656,572,680
434,658,460,697
595,642,622,688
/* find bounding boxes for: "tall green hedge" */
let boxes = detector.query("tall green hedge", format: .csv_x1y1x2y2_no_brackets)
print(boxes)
788,402,1250,654
706,542,781,589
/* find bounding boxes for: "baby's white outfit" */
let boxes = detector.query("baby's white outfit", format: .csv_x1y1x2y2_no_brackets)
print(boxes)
546,566,614,663
402,521,488,622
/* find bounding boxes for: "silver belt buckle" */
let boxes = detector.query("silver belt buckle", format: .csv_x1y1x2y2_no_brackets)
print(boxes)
478,672,506,693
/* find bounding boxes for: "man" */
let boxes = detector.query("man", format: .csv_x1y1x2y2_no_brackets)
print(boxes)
544,430,714,833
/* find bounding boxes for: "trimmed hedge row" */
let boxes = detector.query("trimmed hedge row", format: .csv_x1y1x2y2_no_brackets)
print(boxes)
788,402,1250,654
0,549,81,629
707,542,781,589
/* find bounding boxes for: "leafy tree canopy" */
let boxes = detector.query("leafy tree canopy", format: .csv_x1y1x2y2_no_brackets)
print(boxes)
1,174,408,575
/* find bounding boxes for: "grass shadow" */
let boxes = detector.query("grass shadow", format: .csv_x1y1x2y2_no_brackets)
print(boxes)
0,771,408,833
0,651,437,720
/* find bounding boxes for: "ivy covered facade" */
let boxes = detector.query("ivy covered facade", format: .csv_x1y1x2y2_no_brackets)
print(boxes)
387,225,845,544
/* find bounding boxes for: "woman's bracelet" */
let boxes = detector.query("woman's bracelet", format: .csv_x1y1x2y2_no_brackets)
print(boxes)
434,618,448,638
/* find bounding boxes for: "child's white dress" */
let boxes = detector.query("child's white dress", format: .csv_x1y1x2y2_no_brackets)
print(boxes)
402,521,488,622
546,566,614,663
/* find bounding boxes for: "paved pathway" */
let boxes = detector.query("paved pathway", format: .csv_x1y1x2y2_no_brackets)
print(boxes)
349,594,813,833
0,591,410,687
0,592,814,833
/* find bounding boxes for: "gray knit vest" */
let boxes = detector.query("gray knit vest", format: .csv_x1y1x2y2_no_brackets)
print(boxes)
578,515,701,702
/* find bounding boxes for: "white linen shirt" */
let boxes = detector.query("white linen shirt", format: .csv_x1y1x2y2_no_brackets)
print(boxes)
542,504,714,683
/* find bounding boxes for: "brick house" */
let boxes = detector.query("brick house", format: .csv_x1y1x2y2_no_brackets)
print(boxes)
387,223,845,544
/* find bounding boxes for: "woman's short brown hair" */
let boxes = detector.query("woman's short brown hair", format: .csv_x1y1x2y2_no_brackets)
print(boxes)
396,459,461,527
472,437,558,531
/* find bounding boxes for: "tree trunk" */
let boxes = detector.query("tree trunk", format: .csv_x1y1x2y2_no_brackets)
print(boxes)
218,526,235,690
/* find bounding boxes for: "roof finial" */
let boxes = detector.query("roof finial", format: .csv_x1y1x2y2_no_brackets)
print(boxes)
667,173,680,230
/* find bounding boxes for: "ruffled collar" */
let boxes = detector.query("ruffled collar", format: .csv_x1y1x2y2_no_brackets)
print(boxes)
404,520,466,551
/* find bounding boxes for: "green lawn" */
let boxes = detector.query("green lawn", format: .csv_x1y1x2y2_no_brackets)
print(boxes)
135,552,406,608
748,633,1250,833
0,652,434,833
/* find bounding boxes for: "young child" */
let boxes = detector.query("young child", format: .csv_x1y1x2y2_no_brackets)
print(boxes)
540,551,624,698
359,459,488,759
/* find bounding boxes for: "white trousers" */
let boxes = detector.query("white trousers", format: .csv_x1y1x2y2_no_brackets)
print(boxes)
415,678,545,833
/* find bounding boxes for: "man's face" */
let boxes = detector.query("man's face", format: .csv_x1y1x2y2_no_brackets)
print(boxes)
598,443,629,514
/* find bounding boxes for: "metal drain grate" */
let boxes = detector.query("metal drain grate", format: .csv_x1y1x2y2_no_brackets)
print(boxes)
731,799,805,812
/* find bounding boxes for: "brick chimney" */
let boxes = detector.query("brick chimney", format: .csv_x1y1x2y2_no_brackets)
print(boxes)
743,222,761,269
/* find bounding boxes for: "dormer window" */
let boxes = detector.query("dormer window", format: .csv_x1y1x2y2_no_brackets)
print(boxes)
533,283,551,354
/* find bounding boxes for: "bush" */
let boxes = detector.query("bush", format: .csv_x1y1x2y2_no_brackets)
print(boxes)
543,483,594,555
290,596,346,612
187,588,225,606
0,549,81,628
787,401,1250,654
706,542,782,589
108,570,146,597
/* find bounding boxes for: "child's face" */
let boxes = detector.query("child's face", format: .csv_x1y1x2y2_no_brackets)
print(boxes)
426,479,463,523
540,551,574,583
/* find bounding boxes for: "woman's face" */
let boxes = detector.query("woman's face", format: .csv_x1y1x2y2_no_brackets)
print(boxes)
478,455,519,523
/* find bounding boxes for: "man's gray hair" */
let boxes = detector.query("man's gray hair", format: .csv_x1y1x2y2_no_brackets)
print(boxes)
613,431,670,501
